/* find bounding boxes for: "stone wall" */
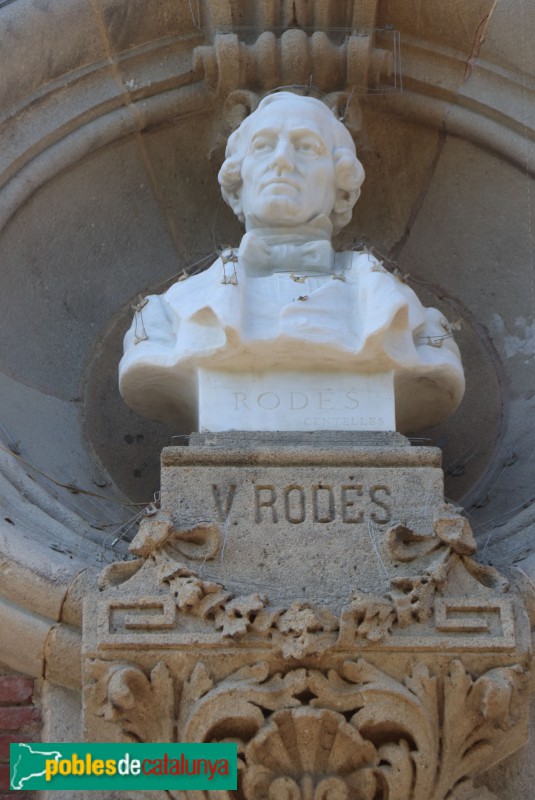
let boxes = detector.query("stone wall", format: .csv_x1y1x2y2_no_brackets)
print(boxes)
0,670,40,799
0,2,534,798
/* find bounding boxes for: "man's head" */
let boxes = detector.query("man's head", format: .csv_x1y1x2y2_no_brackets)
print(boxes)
218,92,365,234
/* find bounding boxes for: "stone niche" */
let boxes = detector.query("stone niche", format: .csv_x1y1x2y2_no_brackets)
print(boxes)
1,2,535,800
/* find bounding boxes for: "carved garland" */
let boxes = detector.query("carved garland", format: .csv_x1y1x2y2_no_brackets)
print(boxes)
100,502,505,657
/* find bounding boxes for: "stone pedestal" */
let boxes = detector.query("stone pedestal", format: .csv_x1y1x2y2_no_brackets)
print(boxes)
83,434,532,799
158,432,441,608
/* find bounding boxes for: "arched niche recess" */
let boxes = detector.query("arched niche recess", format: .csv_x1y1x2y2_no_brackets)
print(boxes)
0,5,534,790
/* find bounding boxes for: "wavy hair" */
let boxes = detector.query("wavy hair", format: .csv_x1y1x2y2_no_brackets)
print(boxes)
218,92,365,234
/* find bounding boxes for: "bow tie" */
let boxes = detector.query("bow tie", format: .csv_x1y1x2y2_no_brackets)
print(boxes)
238,232,335,276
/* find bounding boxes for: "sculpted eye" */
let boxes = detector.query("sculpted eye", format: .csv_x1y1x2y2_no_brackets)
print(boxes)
251,137,274,153
295,138,322,156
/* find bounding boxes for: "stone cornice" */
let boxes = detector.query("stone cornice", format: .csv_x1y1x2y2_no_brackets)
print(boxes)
0,19,533,245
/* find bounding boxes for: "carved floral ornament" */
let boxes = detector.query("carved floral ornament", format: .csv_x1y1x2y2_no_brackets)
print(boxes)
97,502,512,656
84,499,532,799
87,655,521,800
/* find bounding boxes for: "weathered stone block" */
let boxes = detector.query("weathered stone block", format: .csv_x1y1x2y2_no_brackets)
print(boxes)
158,438,443,606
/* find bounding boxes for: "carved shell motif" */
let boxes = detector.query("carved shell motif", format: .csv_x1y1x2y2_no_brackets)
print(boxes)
174,659,517,800
242,707,394,800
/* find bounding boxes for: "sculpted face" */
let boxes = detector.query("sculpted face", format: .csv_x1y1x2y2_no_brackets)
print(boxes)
239,98,337,227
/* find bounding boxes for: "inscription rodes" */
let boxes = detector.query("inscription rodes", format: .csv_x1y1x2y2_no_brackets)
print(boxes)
208,482,392,525
211,483,237,522
255,485,278,523
284,485,306,524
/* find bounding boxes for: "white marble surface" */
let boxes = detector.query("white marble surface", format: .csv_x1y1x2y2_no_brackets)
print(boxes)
119,93,465,432
198,369,396,432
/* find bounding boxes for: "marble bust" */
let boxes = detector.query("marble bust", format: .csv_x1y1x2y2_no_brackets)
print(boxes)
119,92,464,433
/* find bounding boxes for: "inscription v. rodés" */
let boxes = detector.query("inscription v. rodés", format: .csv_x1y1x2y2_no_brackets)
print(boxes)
211,483,392,525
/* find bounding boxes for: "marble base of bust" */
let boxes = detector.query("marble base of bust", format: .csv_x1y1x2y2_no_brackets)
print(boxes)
198,368,396,432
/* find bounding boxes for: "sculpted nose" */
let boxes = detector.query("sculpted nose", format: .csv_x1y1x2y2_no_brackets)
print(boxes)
270,140,294,173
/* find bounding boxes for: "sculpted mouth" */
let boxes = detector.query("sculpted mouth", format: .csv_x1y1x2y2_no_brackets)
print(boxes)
262,178,300,190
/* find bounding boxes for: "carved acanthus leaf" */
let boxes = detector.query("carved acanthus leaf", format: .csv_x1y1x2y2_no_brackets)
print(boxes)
179,663,307,744
87,660,174,743
433,661,525,798
174,658,524,800
445,779,497,799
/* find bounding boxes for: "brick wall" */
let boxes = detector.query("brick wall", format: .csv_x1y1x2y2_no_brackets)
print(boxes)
0,671,41,798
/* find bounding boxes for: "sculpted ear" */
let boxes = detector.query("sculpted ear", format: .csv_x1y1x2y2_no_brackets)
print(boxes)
218,153,245,222
333,187,359,216
333,154,365,215
224,187,244,221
